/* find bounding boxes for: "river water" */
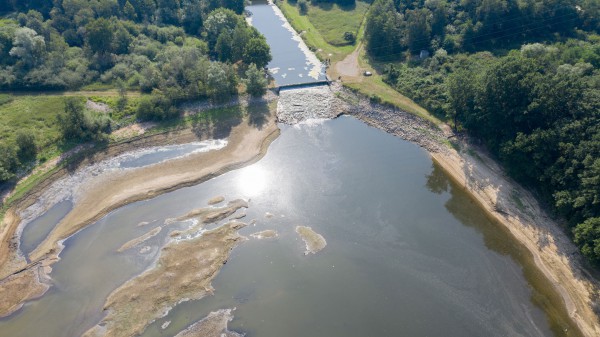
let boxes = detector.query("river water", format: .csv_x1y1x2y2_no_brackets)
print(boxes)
1,117,577,337
247,0,326,86
0,2,581,336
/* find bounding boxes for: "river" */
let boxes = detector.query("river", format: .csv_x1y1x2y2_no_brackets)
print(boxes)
0,1,581,337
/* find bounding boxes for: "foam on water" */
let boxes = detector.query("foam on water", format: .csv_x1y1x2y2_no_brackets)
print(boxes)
276,85,337,124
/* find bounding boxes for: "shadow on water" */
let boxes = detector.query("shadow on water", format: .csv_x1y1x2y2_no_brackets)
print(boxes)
426,162,584,337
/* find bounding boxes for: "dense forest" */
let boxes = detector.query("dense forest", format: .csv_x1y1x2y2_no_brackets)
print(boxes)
365,0,600,263
0,0,272,184
0,0,271,93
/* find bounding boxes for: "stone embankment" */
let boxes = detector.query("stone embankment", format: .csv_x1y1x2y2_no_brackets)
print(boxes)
330,82,449,154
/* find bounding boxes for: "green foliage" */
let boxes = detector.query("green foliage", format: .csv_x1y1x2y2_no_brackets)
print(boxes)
16,130,37,162
343,31,355,43
58,97,111,141
365,0,403,57
207,62,238,102
244,63,268,97
9,27,46,68
243,37,272,69
365,0,594,59
298,0,309,15
136,94,179,121
86,18,114,54
0,0,268,92
574,218,600,263
0,143,18,183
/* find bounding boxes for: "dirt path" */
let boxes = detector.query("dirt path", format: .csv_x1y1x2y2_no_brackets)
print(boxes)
335,43,362,79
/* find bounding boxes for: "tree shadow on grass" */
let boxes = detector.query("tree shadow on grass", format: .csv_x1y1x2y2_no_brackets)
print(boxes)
190,104,244,140
248,100,271,130
314,1,357,11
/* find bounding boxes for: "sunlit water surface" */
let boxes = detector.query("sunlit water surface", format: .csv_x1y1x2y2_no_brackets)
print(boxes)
1,117,569,337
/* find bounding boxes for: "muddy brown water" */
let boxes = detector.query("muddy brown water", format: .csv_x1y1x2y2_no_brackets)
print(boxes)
1,117,579,337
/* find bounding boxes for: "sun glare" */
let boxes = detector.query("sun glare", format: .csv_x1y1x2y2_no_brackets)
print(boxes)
237,165,268,197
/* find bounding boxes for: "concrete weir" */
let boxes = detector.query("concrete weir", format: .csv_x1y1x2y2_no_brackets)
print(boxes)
275,83,338,124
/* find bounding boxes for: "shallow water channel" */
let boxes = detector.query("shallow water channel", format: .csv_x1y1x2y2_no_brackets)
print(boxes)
247,0,326,86
1,117,577,337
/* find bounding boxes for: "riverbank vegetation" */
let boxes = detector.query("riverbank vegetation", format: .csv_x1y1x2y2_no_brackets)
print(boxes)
276,0,367,61
290,0,370,46
362,0,600,262
0,0,272,189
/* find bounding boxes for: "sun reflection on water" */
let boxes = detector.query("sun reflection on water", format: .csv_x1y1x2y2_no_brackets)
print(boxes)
237,165,268,197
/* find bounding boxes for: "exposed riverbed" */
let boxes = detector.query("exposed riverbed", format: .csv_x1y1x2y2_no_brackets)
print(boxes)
0,0,597,335
0,116,582,337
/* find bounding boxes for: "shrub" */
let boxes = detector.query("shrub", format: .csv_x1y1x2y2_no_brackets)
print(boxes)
298,0,308,15
136,94,179,121
58,97,111,141
0,143,18,183
343,31,355,44
16,130,37,162
244,63,268,97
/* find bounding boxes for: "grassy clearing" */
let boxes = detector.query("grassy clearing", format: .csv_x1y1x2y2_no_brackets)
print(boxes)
300,1,370,46
0,94,143,159
277,0,357,62
0,95,66,154
344,74,441,125
0,99,274,222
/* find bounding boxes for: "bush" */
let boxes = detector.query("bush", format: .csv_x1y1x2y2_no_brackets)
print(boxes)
343,31,355,44
244,63,268,97
16,130,37,162
58,97,111,141
0,144,18,183
298,0,308,15
136,94,179,121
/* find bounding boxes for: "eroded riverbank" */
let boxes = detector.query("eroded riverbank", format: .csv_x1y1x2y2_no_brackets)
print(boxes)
0,95,594,336
0,102,279,319
339,84,600,337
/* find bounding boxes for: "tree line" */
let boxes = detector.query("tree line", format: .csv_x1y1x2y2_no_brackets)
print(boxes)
0,1,271,93
0,0,272,185
365,0,599,58
367,0,600,263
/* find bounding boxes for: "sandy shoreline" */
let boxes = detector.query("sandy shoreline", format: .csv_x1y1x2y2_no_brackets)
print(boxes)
0,83,598,336
0,104,279,318
342,87,600,337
